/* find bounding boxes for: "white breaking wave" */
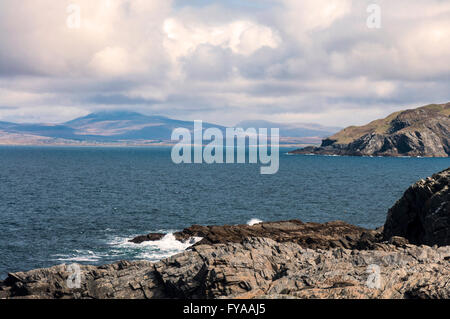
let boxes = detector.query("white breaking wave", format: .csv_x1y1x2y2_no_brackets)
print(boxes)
109,232,203,261
247,218,263,226
53,250,106,262
53,232,203,264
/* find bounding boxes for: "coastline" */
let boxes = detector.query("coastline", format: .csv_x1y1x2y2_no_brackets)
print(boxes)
1,167,448,299
1,221,448,299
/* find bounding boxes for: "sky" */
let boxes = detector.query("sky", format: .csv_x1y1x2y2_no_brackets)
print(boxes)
0,0,449,126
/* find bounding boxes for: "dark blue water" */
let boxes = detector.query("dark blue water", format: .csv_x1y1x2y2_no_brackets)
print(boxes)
0,146,448,278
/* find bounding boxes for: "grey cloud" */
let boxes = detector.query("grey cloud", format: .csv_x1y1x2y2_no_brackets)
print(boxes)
84,94,161,105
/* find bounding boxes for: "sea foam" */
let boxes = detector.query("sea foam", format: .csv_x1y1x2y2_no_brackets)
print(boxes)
247,218,263,226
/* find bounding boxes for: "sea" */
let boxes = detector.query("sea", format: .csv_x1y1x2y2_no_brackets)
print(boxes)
0,146,448,278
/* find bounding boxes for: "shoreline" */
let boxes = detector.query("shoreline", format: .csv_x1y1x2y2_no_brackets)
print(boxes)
1,225,448,299
1,167,448,299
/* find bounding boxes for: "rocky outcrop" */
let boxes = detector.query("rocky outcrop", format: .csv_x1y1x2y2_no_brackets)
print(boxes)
0,261,165,299
289,103,450,157
383,168,450,246
130,220,382,250
1,238,449,299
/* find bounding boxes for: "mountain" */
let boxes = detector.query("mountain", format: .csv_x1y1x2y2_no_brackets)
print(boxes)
63,111,224,141
0,121,77,139
0,111,223,145
237,120,340,138
0,111,339,145
236,120,341,145
289,102,450,157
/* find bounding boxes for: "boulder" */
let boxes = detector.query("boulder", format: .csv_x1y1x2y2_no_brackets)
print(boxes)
383,168,449,246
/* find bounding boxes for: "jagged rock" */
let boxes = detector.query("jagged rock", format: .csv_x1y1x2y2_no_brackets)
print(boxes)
289,103,450,157
0,260,165,299
130,220,383,250
129,233,165,244
388,236,410,247
383,168,450,246
1,238,449,299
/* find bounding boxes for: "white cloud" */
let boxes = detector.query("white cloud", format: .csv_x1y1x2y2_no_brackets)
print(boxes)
164,19,278,57
89,47,130,76
280,0,352,32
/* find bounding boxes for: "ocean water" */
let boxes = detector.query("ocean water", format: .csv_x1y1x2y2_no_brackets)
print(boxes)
0,146,448,278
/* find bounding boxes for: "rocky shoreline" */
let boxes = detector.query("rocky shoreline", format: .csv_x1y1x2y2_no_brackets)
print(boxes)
0,168,448,299
130,220,383,250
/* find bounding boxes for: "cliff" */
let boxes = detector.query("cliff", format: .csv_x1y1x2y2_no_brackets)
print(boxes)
289,103,450,157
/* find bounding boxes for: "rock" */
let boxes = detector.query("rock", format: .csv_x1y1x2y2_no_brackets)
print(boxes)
129,233,165,244
1,238,449,299
130,220,383,250
289,103,450,157
388,236,410,247
0,260,165,299
383,168,450,246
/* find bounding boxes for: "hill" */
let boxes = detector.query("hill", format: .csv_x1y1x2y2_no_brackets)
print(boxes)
0,111,336,146
289,102,450,157
237,120,340,138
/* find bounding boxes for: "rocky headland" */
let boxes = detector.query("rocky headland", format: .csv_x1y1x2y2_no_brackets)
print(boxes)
0,168,449,299
289,103,450,157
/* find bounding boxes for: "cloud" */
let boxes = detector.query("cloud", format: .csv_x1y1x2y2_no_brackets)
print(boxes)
163,18,280,58
279,0,352,32
0,0,171,77
0,0,448,126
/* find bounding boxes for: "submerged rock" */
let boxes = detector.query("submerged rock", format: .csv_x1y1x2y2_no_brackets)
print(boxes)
383,168,450,246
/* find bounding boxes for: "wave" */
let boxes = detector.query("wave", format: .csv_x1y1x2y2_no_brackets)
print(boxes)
108,232,203,261
52,250,107,262
52,231,203,264
247,218,263,226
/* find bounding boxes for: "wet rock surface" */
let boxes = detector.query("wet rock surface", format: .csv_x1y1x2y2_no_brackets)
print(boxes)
129,233,165,244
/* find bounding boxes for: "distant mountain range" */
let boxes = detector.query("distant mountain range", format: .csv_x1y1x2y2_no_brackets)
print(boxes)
0,111,339,146
237,120,341,138
290,102,450,157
